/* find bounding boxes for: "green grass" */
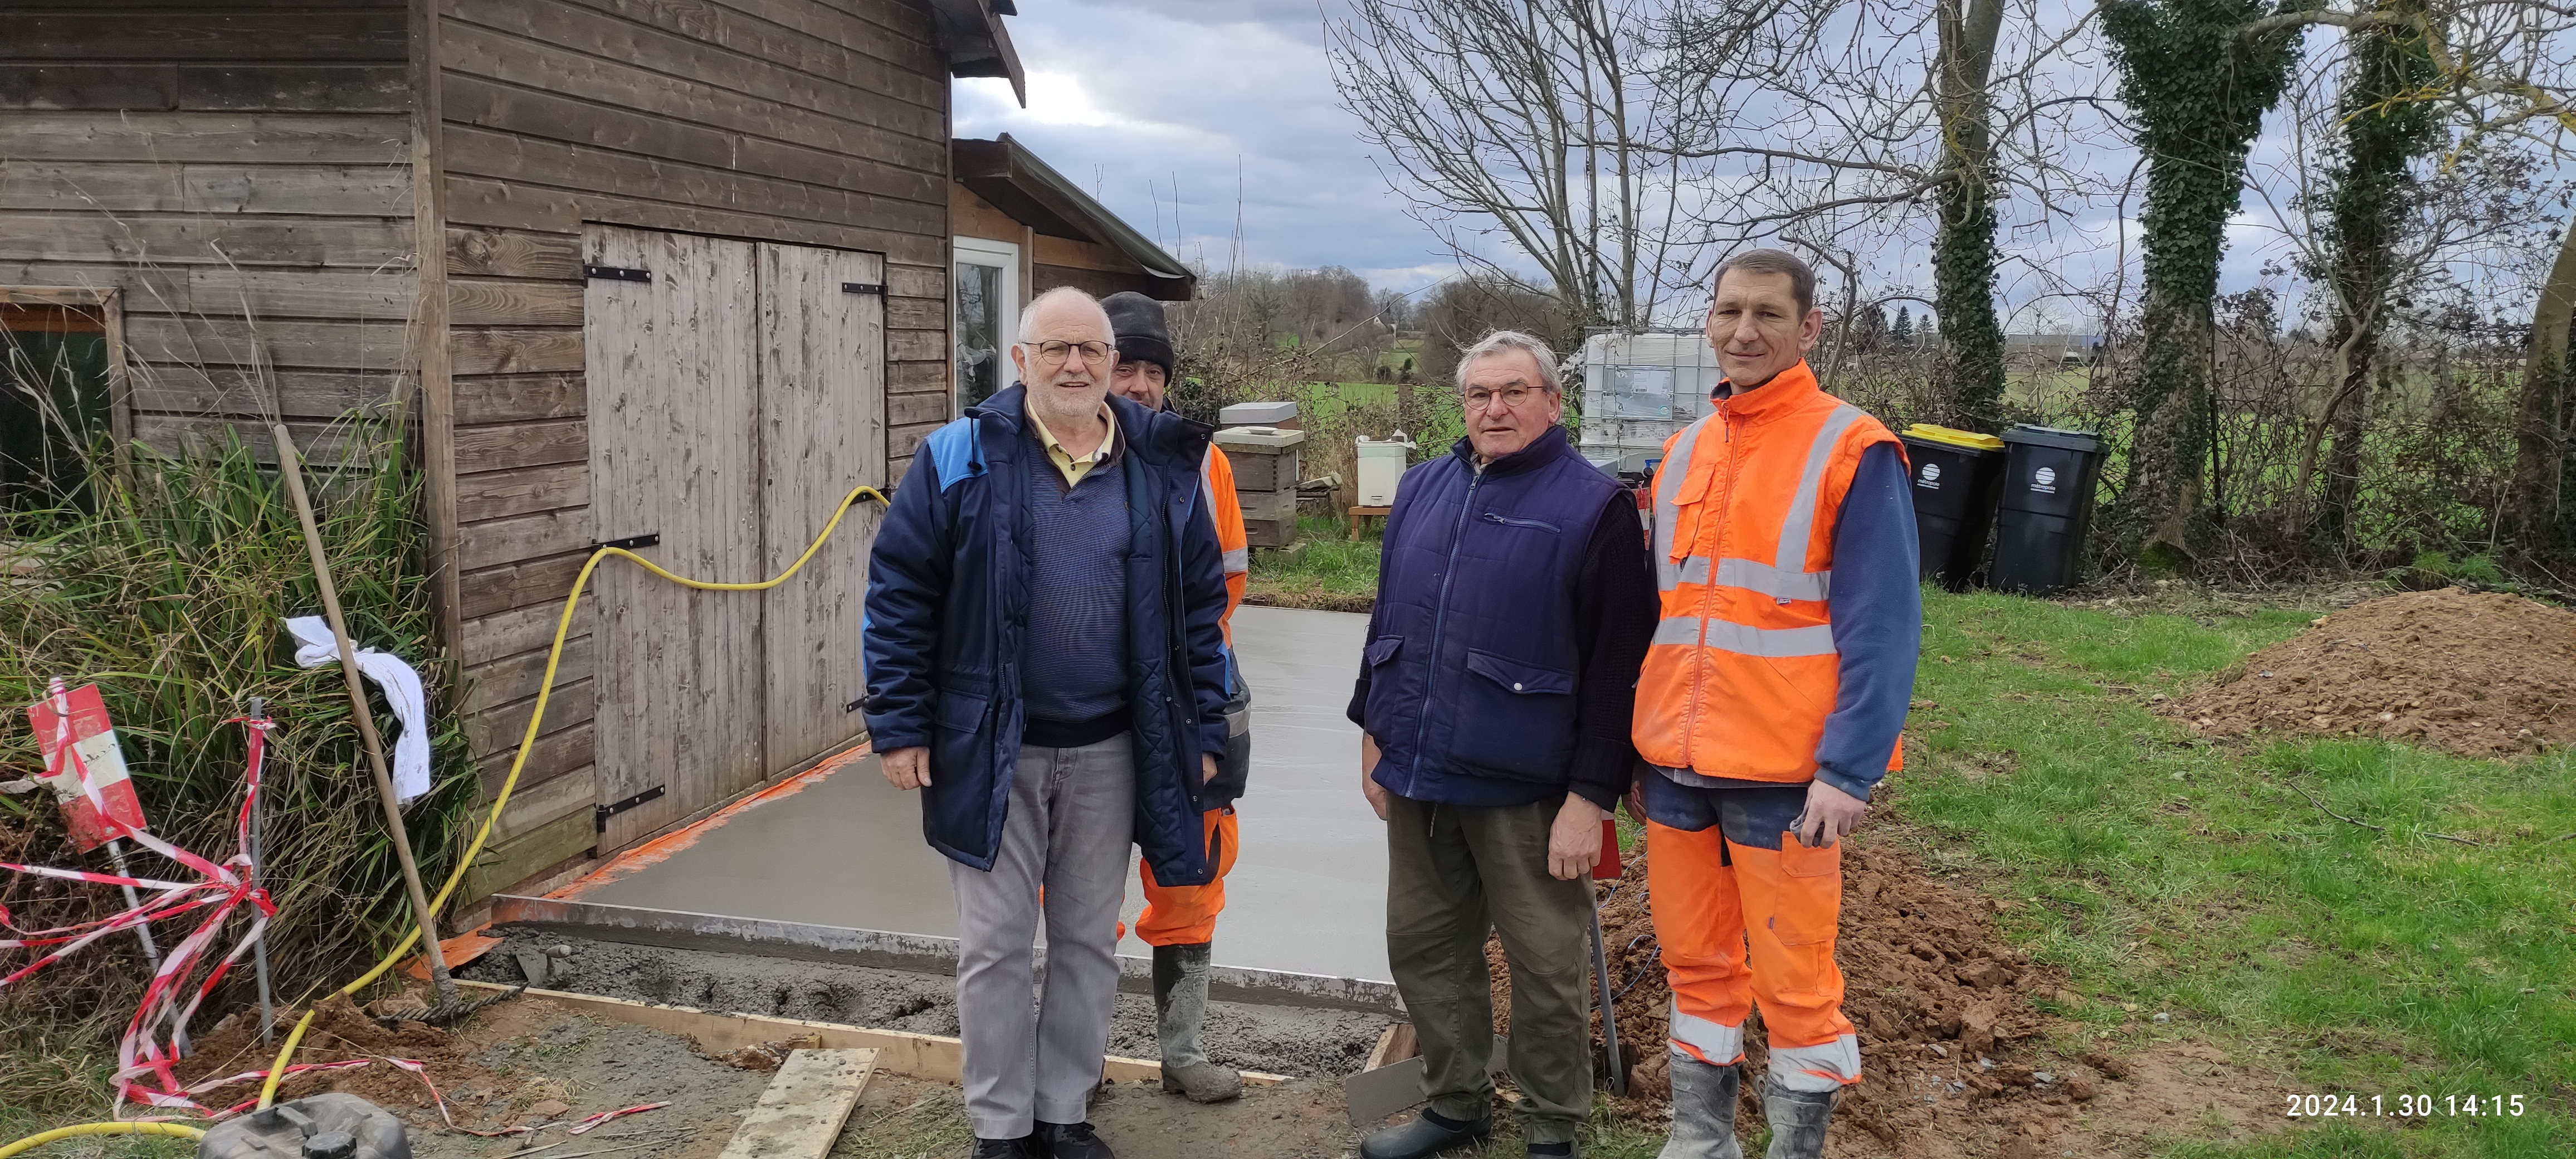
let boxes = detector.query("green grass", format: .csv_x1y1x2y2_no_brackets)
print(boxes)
1902,589,2576,1157
1244,514,1383,611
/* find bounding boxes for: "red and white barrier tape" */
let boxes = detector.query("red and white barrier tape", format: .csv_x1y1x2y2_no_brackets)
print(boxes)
0,714,279,1116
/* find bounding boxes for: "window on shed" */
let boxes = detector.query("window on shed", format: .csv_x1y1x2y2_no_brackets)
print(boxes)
2,303,114,514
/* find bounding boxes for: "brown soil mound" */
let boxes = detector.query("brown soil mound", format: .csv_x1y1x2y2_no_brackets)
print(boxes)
171,995,495,1119
2175,587,2576,757
1489,839,2075,1154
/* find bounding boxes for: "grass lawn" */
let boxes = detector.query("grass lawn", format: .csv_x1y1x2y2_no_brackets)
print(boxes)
1242,513,1383,612
1904,588,2574,1157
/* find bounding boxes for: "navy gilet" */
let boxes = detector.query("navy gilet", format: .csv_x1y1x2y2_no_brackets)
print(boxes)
1358,426,1623,802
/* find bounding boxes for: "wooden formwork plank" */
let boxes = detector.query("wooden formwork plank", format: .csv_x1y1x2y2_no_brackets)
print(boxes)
718,1048,876,1159
451,980,1289,1087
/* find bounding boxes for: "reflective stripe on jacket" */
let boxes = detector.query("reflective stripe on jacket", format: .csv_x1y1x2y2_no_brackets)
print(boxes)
1633,361,1904,781
1202,444,1250,641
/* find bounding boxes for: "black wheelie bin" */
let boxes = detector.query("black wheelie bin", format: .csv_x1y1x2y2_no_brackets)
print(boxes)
1989,425,2107,595
1895,423,2008,591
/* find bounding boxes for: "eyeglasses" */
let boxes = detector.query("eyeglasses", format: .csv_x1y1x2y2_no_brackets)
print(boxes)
1461,384,1552,411
1023,340,1114,367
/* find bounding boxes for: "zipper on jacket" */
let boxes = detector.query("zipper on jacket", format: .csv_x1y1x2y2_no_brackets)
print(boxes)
1480,511,1559,533
1407,468,1485,795
1678,404,1738,770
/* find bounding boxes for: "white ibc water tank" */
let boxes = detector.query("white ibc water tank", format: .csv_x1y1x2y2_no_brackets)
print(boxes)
1355,434,1416,507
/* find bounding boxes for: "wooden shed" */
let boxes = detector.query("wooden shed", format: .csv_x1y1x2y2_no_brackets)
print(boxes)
2,0,1192,911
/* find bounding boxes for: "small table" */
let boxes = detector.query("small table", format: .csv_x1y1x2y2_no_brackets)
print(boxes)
1348,505,1391,540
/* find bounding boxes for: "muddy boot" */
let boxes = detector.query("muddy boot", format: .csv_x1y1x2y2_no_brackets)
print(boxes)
1153,942,1242,1103
1658,1054,1743,1159
1759,1076,1838,1159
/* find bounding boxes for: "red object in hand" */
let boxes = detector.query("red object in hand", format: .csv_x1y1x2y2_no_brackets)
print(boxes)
1594,819,1623,880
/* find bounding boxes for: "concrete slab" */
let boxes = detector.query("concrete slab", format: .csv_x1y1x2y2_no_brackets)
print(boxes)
568,605,1389,983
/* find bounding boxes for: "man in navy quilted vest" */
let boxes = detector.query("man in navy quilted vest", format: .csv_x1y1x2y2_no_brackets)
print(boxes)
862,286,1233,1159
1348,330,1658,1159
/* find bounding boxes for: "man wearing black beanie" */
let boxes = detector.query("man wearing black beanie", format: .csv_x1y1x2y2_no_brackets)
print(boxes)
1101,290,1253,1104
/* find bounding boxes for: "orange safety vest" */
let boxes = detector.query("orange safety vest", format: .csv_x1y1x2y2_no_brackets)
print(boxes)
1202,444,1249,644
1632,360,1904,781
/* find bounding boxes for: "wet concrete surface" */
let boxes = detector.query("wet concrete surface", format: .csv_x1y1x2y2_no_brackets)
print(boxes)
460,931,1392,1079
570,606,1391,983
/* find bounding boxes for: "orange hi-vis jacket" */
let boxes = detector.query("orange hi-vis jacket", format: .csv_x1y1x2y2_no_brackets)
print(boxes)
1202,444,1249,639
1633,360,1903,781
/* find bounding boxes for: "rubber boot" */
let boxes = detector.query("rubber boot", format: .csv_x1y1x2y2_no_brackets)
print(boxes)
1759,1075,1838,1159
1657,1054,1743,1159
1152,942,1242,1103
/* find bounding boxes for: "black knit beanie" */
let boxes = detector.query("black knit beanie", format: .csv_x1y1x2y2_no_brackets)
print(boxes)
1101,291,1176,381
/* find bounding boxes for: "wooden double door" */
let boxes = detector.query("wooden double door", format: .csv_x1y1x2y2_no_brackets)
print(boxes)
583,226,887,851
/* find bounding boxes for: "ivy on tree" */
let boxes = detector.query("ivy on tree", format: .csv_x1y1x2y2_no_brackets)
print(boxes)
2103,0,2307,564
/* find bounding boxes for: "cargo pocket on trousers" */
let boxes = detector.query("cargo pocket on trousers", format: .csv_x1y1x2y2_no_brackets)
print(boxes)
1770,831,1843,947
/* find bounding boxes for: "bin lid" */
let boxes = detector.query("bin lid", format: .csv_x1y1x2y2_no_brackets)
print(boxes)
1900,423,2006,452
1999,423,2104,453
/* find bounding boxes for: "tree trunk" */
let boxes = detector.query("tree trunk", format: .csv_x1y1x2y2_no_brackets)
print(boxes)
1930,0,2007,428
2507,216,2576,552
2318,358,2371,549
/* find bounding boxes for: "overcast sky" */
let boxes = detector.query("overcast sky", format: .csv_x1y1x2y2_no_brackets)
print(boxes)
955,2,2562,331
954,1,1458,293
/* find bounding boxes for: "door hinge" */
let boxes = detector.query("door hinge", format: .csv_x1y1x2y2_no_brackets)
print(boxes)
585,264,651,283
596,786,665,831
841,281,886,295
591,533,660,553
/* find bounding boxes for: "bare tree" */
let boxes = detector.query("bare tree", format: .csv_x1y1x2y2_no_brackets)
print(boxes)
1647,0,2118,421
1328,0,1713,330
2240,0,2576,546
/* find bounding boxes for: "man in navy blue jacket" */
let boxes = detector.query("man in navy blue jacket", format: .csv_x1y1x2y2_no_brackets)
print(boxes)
1349,330,1658,1159
862,286,1232,1159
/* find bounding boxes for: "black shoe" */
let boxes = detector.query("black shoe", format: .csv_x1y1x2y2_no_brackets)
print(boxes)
970,1137,1036,1159
1358,1108,1492,1159
1035,1120,1115,1159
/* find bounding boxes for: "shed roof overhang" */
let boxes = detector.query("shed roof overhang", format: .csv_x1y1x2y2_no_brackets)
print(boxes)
954,134,1198,301
931,0,1025,105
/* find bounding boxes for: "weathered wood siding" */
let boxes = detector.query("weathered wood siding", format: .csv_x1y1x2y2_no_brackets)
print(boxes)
0,2,416,454
436,0,945,876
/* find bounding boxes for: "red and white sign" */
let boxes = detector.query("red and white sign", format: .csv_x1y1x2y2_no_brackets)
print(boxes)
26,680,150,851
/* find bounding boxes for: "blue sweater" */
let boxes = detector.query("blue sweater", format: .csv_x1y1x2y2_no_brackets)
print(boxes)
1658,441,1920,802
1022,437,1130,731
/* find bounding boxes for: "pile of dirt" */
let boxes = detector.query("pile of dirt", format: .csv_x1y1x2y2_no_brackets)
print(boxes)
172,995,492,1118
2175,587,2576,757
1490,840,2088,1156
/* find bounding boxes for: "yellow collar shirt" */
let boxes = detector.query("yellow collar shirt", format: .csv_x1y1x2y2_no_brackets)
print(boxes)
1027,399,1119,488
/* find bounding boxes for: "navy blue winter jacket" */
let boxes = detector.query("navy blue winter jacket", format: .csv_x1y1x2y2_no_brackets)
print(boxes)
861,385,1233,885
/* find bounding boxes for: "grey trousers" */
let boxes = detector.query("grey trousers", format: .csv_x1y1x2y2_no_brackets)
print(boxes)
949,732,1137,1138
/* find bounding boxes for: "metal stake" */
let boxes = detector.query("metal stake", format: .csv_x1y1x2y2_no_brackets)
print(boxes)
245,698,277,1045
1588,893,1626,1097
106,836,190,1056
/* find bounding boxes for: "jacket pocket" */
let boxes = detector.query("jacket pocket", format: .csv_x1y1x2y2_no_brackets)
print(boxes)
1450,649,1577,781
935,690,991,733
1480,511,1562,533
1360,635,1407,736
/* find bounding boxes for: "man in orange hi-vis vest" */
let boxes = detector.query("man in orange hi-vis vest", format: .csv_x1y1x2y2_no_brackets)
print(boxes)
1103,291,1253,1104
1631,251,1920,1159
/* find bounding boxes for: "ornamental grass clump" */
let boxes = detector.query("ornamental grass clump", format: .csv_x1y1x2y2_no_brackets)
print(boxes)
0,415,474,1048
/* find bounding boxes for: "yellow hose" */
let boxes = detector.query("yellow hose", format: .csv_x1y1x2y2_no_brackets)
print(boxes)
250,485,889,1108
0,1123,205,1159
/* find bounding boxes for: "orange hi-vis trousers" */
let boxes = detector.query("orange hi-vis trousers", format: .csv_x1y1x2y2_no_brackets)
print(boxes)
1121,806,1238,947
1642,778,1861,1094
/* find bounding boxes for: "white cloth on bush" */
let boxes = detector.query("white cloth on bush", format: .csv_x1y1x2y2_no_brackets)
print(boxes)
285,616,432,804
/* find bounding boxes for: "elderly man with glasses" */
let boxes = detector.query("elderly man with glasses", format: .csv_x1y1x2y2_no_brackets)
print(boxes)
864,285,1233,1159
1348,330,1658,1159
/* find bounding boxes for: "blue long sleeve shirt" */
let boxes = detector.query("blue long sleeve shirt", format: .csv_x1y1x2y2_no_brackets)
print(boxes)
1657,441,1921,801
